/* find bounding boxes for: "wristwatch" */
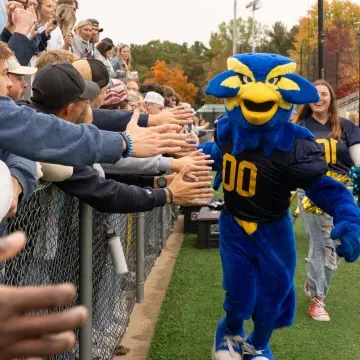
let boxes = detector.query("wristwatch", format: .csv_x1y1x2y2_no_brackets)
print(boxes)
157,176,168,188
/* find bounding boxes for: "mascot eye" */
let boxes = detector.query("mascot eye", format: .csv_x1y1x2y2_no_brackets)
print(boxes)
268,76,282,86
239,74,253,85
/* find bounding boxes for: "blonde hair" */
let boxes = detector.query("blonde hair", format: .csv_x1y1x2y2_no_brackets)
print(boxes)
35,49,79,70
118,44,132,74
296,80,341,141
35,0,55,22
349,112,359,126
56,4,76,38
0,41,13,60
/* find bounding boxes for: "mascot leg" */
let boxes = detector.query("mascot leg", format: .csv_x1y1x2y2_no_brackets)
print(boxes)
212,213,254,360
212,213,296,360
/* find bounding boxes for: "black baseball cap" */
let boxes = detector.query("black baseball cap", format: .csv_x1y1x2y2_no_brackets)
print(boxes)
31,61,100,111
73,59,109,89
87,18,103,32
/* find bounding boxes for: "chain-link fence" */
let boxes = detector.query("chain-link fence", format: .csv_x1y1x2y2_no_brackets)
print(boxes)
298,49,359,102
1,183,175,359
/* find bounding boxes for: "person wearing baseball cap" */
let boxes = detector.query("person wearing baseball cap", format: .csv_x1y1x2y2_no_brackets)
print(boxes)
29,61,100,182
144,91,165,115
101,79,128,110
31,61,100,124
73,20,93,59
7,55,37,102
72,58,109,108
86,18,103,60
87,18,103,41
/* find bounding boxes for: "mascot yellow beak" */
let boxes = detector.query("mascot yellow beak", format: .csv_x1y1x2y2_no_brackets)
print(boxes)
239,82,279,126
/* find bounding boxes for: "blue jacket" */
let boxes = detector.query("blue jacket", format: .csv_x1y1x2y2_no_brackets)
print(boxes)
0,29,37,66
0,97,123,166
0,150,37,202
1,28,50,63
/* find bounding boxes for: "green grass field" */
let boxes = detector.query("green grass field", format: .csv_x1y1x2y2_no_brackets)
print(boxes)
147,215,360,360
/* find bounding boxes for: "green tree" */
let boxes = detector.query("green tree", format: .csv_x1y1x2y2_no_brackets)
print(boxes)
259,22,299,56
203,16,266,104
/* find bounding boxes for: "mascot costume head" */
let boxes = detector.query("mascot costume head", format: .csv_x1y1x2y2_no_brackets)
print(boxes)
206,53,320,156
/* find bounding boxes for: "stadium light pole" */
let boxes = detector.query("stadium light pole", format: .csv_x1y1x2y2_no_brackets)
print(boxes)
233,0,237,55
318,0,326,79
246,0,262,53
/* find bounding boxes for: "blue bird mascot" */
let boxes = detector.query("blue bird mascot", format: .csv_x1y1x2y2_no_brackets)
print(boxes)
199,53,360,360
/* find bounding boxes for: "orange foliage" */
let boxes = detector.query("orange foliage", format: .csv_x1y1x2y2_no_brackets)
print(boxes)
145,60,198,105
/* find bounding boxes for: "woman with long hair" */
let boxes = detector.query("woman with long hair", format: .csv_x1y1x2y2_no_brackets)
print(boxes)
296,79,360,322
33,0,56,37
28,0,57,72
55,4,76,51
111,44,132,80
96,41,115,77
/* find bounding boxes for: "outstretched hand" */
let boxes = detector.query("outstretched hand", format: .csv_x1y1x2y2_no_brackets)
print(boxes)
149,106,194,127
171,149,214,173
125,110,196,157
169,165,214,206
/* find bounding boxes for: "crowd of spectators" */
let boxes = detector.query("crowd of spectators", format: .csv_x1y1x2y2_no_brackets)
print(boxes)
0,0,214,358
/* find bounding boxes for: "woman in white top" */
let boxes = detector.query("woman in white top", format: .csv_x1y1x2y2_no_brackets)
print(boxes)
34,0,56,39
96,41,115,78
29,0,57,66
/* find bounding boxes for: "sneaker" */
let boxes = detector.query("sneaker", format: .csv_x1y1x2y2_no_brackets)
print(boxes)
212,317,245,360
308,297,330,321
304,280,311,297
212,335,244,360
242,342,274,360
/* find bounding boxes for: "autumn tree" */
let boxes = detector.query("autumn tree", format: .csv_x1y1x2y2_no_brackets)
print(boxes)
290,0,360,98
145,60,198,105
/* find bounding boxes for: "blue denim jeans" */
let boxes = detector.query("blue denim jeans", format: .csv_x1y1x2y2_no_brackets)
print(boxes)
298,189,338,298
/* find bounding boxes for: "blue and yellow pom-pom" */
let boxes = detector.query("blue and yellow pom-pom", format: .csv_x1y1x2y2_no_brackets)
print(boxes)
349,166,360,203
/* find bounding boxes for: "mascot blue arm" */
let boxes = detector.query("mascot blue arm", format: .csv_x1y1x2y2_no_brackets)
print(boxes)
198,141,223,190
306,176,360,262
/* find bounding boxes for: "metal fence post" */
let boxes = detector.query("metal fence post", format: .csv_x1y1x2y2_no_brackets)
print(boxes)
136,212,145,303
79,202,93,360
161,206,167,249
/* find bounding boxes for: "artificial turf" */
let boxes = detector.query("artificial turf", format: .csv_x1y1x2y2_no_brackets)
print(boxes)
147,215,360,360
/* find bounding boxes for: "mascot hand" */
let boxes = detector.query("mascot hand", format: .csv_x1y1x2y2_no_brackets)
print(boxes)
331,221,360,263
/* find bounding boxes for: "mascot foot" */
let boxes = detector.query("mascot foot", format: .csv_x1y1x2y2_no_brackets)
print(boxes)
242,342,274,360
211,318,245,360
308,297,330,321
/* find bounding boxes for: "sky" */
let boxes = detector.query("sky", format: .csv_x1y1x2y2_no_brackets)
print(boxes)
76,0,338,47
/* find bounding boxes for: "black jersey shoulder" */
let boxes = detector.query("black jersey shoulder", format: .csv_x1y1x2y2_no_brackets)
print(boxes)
340,118,360,147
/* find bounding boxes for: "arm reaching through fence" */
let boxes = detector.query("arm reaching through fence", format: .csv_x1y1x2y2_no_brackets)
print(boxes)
56,165,214,213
